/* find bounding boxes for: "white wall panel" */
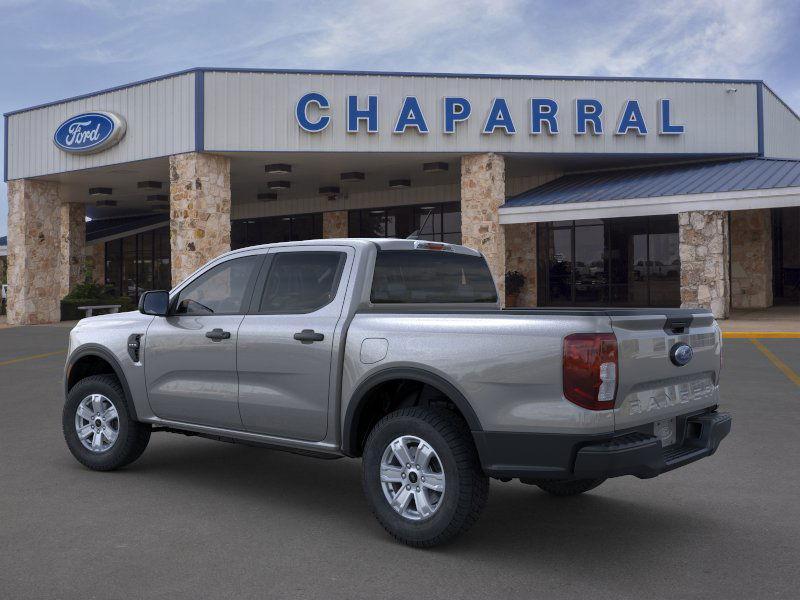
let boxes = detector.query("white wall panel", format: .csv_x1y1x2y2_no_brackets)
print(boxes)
6,73,195,180
205,72,759,156
763,86,800,159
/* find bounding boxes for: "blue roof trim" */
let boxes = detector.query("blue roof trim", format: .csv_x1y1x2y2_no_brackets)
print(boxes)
503,158,800,208
3,66,768,118
194,70,204,152
756,82,765,157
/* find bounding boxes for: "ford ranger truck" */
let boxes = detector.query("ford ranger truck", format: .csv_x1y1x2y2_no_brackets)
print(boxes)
63,238,731,547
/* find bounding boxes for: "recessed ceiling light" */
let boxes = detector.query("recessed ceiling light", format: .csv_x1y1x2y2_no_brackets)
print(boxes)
319,186,340,195
340,172,365,182
267,180,291,190
257,192,278,201
146,194,169,202
422,162,449,173
95,200,117,207
89,187,112,196
150,203,169,211
265,163,292,174
388,179,411,188
137,181,163,189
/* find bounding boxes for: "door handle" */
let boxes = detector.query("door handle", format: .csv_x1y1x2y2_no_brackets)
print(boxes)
205,328,231,341
293,329,325,343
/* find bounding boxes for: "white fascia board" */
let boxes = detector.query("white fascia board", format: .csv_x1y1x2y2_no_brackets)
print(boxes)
499,186,800,224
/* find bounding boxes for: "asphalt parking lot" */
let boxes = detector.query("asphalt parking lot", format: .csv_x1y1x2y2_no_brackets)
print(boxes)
1,324,799,600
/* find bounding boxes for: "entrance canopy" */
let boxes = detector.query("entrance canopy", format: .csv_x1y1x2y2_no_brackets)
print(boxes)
500,158,800,223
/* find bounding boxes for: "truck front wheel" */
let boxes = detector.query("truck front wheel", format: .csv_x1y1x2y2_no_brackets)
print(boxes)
362,407,489,547
62,374,151,471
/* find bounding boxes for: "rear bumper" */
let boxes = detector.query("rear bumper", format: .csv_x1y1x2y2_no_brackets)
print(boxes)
473,410,732,480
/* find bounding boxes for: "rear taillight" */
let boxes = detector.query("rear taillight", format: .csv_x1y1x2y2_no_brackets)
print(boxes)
563,333,618,411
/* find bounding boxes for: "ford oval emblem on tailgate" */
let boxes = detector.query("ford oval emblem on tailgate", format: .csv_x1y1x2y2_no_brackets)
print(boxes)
670,342,694,366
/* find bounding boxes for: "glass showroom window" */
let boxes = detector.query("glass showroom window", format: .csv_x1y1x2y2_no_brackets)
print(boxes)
232,213,323,249
537,216,679,307
348,202,460,243
104,227,171,302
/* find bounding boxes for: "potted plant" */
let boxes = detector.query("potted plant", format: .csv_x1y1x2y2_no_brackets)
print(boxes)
505,270,526,307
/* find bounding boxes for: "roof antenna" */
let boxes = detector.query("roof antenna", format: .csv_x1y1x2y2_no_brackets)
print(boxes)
407,207,434,240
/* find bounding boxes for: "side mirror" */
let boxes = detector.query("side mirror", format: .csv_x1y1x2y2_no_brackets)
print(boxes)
139,290,170,316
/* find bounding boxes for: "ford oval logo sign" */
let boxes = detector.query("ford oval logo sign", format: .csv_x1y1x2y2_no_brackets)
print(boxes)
670,342,694,367
53,111,126,154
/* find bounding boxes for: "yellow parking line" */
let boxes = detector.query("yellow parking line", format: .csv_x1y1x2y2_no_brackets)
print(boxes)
751,339,800,387
723,332,800,339
0,350,64,367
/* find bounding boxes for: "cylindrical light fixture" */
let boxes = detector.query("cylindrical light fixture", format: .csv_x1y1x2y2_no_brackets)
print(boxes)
265,163,292,174
146,194,169,202
340,172,365,182
319,186,340,195
267,180,291,190
257,192,278,201
422,162,449,173
95,199,117,207
388,179,411,188
89,187,113,196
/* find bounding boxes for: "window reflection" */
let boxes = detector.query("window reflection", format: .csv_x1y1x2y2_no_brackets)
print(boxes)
538,216,679,307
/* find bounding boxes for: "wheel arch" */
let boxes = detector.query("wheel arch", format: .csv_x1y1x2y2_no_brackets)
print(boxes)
342,367,482,457
65,345,139,422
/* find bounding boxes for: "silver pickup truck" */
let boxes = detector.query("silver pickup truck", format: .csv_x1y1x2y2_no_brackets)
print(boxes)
63,238,731,547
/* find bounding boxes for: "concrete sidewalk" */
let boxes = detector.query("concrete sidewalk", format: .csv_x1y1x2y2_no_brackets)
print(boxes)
719,305,800,334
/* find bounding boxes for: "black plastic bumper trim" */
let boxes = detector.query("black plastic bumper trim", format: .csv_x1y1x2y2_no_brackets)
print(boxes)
474,410,731,480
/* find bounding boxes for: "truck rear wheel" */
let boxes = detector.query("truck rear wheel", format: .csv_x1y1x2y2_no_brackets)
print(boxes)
362,407,489,547
534,478,606,496
62,374,151,471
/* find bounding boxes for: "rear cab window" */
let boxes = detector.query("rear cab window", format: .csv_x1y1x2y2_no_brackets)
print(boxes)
371,250,498,304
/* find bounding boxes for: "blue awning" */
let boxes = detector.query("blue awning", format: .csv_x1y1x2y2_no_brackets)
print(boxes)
503,158,800,208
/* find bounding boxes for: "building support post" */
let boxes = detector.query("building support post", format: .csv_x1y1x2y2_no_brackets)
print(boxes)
323,211,348,238
504,222,537,306
169,152,231,286
7,179,87,325
730,209,773,309
59,202,86,299
461,153,507,303
679,210,730,319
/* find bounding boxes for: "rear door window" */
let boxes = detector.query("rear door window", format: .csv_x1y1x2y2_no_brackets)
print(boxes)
371,250,497,303
257,251,347,313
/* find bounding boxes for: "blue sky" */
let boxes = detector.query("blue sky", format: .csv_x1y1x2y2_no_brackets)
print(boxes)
2,0,799,237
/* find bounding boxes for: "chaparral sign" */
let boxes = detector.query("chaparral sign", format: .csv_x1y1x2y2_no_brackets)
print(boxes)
53,111,127,154
295,94,685,137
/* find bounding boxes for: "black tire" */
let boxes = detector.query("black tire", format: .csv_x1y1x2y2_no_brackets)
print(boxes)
362,407,489,548
535,478,606,497
62,374,151,471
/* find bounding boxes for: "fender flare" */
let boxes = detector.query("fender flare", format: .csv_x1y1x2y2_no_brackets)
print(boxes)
65,344,139,422
341,366,483,457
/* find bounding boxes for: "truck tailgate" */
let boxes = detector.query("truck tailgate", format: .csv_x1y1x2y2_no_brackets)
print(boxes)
610,311,721,432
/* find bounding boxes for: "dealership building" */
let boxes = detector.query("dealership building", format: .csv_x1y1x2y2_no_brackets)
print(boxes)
4,67,799,325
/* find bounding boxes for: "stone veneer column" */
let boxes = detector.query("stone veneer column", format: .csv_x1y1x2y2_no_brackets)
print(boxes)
86,243,105,285
679,210,730,319
323,210,348,238
59,202,86,299
7,179,63,325
730,209,772,309
461,153,506,302
504,223,537,306
169,152,231,286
